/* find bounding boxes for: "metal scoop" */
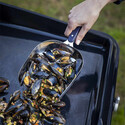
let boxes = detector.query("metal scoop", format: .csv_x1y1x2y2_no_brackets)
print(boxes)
18,27,83,99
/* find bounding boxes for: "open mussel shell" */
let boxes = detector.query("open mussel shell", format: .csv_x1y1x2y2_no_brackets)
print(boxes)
28,61,38,76
0,77,10,93
46,115,66,124
18,59,32,85
50,63,64,77
44,50,55,62
51,101,66,108
12,104,28,119
4,102,22,117
64,66,76,82
20,71,35,87
57,56,76,68
10,90,21,103
43,88,60,98
29,112,41,124
31,53,47,64
31,79,42,96
46,76,58,86
4,90,21,113
52,48,72,58
32,71,49,79
0,97,7,113
39,63,52,74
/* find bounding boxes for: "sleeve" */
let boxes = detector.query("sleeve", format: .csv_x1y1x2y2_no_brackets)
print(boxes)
114,0,124,4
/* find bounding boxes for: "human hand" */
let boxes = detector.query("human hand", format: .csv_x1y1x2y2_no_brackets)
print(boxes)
64,0,114,45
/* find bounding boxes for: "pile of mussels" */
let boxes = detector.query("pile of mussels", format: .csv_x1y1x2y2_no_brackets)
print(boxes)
0,45,77,125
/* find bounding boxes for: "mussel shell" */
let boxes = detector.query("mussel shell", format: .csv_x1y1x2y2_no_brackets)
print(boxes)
18,59,32,85
28,62,38,75
67,69,75,82
32,71,49,79
10,90,21,102
43,88,60,98
51,101,65,108
0,98,7,113
20,72,30,86
43,118,54,125
0,77,10,93
57,56,76,68
50,63,64,77
4,103,22,117
46,76,58,86
34,49,44,57
29,112,41,124
19,110,30,120
5,91,21,112
31,79,42,96
52,48,72,57
39,63,52,74
46,115,66,124
31,57,43,64
44,50,55,62
22,72,34,87
64,66,75,82
12,104,27,120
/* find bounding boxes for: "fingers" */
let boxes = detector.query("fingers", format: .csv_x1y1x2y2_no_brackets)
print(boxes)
64,20,77,37
75,24,90,45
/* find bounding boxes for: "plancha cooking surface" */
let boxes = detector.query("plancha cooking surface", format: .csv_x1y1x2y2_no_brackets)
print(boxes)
0,34,103,125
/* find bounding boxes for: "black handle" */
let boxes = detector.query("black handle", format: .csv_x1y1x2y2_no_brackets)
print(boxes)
68,26,81,43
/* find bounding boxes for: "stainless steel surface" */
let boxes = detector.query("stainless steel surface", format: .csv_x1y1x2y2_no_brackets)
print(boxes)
64,40,73,47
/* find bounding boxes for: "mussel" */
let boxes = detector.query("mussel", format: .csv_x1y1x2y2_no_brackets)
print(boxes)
0,97,7,113
44,50,55,62
32,71,49,79
50,63,64,77
40,64,52,74
52,48,72,58
64,66,76,82
31,79,42,96
28,61,38,75
46,76,58,86
57,56,76,68
43,88,60,98
29,112,41,124
0,77,10,93
51,101,65,108
21,72,35,87
46,115,66,124
5,90,21,113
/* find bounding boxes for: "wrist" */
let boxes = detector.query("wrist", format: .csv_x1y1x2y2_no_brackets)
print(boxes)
97,0,111,9
89,0,113,11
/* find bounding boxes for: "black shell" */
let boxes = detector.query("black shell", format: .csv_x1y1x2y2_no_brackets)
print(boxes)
0,77,10,93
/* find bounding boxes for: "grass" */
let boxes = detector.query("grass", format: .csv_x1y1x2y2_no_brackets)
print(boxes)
0,0,125,124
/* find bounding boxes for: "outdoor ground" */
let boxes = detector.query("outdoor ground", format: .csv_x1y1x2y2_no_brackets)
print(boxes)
0,0,125,124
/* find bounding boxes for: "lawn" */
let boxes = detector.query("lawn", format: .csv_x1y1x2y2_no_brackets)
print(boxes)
0,0,125,125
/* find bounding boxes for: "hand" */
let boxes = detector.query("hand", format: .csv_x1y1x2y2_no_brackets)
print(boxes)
64,0,113,45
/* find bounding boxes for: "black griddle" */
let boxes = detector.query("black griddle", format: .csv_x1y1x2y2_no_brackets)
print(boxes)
0,2,119,125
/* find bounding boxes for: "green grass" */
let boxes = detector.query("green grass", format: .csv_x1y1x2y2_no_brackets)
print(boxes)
0,0,125,124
